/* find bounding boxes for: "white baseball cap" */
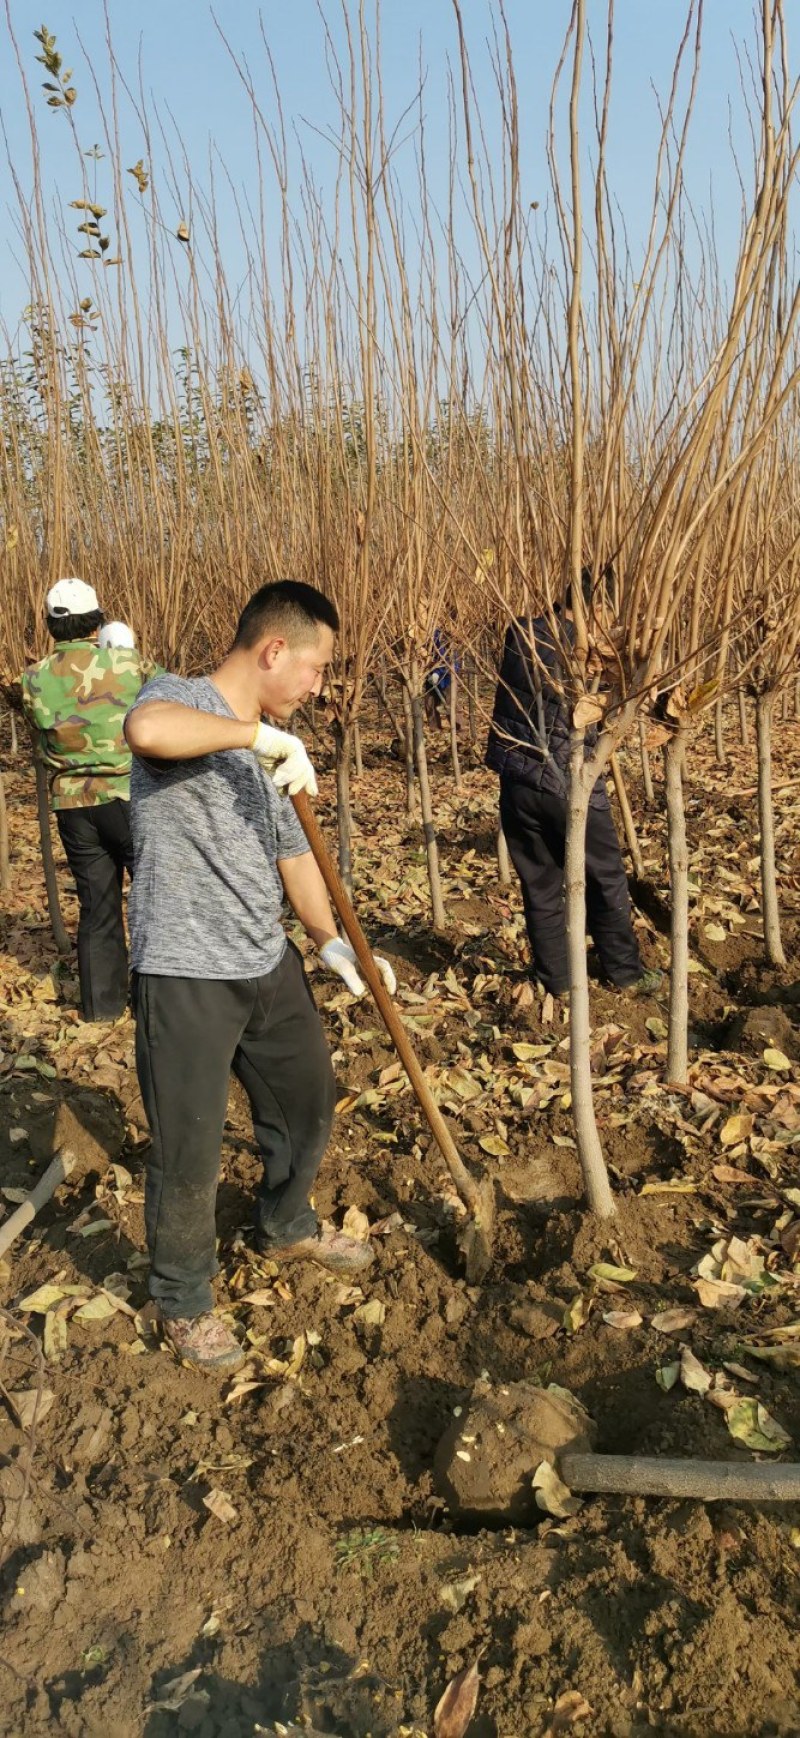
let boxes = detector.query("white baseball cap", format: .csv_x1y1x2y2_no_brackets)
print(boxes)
45,577,101,617
98,621,136,650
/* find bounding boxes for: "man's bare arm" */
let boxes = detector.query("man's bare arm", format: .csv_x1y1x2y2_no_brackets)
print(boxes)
124,700,256,760
278,851,337,950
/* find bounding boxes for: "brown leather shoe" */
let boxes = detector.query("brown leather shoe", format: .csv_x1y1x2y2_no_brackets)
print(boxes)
163,1312,245,1372
265,1224,375,1274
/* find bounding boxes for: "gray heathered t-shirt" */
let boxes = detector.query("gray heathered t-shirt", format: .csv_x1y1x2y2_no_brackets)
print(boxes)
126,674,310,979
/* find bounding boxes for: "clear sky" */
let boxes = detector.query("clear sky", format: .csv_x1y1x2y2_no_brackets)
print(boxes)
0,3,783,352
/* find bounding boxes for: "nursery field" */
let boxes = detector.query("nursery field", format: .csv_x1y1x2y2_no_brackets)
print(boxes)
0,714,798,1738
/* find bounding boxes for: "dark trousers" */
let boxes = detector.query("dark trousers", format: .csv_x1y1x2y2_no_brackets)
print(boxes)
133,943,336,1319
56,800,134,1021
500,777,642,995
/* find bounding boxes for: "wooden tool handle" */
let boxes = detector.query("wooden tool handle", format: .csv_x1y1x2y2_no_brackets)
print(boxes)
561,1451,800,1502
292,790,479,1212
0,1149,75,1260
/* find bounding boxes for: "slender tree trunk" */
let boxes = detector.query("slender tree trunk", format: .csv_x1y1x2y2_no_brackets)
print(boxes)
409,677,446,930
638,718,655,806
353,720,364,780
794,675,799,719
332,720,354,894
564,737,615,1217
400,683,416,818
610,753,644,879
713,696,727,766
0,768,10,892
9,709,18,756
33,752,71,956
448,669,463,790
497,827,511,886
467,655,478,748
665,730,689,1085
755,691,786,967
737,687,750,748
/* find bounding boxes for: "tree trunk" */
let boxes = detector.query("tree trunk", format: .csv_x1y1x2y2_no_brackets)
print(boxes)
409,679,447,930
610,753,644,879
467,656,479,748
332,721,354,895
737,687,750,748
664,730,689,1085
713,695,727,766
9,709,18,755
353,720,364,779
755,691,786,967
638,718,655,806
0,768,10,892
400,683,416,818
448,669,463,791
33,752,71,956
497,827,511,886
565,736,616,1218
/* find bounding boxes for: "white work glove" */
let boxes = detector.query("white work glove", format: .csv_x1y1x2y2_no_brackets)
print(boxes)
320,937,397,999
251,721,318,798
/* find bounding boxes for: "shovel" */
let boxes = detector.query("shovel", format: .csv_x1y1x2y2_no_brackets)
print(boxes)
292,791,495,1281
0,1148,77,1261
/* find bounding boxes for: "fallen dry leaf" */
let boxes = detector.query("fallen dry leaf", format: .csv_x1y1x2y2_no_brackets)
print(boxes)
533,1460,581,1518
202,1487,238,1524
542,1689,594,1734
6,1387,55,1431
679,1344,712,1395
434,1657,480,1738
149,1667,208,1712
602,1309,643,1329
341,1205,371,1242
725,1397,792,1453
651,1308,696,1334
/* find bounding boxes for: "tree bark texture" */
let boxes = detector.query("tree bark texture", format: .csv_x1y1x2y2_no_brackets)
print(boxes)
449,668,463,790
333,720,354,894
409,681,446,930
33,751,71,956
665,730,689,1085
755,691,786,967
0,768,9,892
400,682,416,817
565,735,616,1218
737,687,750,748
638,718,655,806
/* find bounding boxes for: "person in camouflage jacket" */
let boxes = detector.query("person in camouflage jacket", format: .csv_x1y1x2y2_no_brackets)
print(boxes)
21,578,160,1021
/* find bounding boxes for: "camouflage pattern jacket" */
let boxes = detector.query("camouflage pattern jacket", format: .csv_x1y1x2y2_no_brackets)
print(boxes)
21,640,161,810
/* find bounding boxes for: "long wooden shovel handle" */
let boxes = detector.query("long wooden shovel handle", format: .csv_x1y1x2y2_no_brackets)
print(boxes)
0,1148,76,1260
561,1451,800,1503
292,790,479,1214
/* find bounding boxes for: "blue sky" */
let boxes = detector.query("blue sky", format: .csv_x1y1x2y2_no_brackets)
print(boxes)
0,3,780,355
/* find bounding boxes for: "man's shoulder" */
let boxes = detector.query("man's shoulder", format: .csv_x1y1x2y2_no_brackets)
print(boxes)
130,671,203,709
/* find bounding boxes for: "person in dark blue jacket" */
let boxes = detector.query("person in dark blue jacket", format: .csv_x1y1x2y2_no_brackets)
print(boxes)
486,574,660,998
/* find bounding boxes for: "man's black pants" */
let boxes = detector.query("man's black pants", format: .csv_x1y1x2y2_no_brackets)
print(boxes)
500,777,642,995
56,800,134,1021
133,943,336,1320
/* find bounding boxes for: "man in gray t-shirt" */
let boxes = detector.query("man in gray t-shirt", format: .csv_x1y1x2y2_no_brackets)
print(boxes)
125,580,396,1374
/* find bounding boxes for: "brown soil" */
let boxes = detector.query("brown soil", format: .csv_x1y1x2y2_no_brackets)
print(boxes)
1,713,799,1737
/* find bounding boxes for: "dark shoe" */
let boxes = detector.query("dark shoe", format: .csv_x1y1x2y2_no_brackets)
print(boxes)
262,1224,375,1275
163,1312,245,1372
618,968,664,996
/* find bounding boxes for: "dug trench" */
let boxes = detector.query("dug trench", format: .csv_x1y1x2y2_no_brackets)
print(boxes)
1,718,799,1737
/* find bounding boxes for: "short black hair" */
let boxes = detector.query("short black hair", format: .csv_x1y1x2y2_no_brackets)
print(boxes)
564,569,593,611
47,609,105,643
565,564,615,610
232,580,339,651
